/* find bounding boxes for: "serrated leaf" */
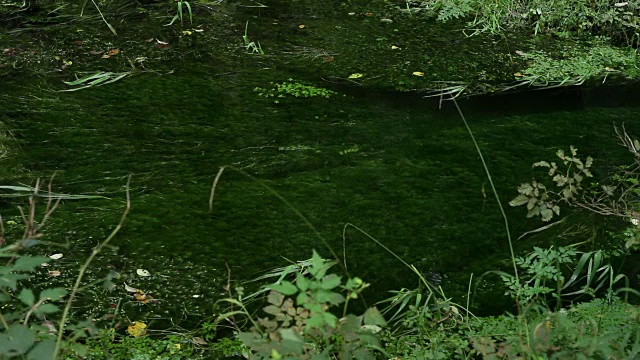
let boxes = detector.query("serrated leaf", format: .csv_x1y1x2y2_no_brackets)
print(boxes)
14,256,51,272
533,161,550,168
279,328,304,354
267,290,284,306
18,289,35,307
296,272,309,291
263,305,282,316
320,274,341,290
323,312,338,328
509,194,529,207
39,288,67,302
0,325,34,356
34,303,60,317
363,307,386,327
270,281,298,296
526,197,537,210
27,339,55,360
540,208,553,221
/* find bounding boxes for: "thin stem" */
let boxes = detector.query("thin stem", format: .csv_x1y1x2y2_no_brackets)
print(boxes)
53,175,131,359
451,99,520,290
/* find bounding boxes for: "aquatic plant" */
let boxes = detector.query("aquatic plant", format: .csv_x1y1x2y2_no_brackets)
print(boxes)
243,21,264,55
60,72,132,92
167,0,193,26
254,79,337,102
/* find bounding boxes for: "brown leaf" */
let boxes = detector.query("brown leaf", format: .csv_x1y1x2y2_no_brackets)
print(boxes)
89,50,104,55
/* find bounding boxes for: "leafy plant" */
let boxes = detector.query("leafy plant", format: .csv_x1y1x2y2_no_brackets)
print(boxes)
510,146,593,222
61,72,133,92
167,0,193,26
254,79,337,103
243,21,264,54
215,250,386,360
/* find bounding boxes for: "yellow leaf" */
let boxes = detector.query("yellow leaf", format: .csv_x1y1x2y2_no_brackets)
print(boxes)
127,321,147,337
348,73,363,79
605,67,615,72
182,30,192,35
298,25,305,29
391,45,400,50
514,72,523,77
412,71,424,76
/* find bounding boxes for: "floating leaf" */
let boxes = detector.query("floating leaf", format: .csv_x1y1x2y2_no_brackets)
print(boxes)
136,269,151,277
124,283,140,293
127,322,147,337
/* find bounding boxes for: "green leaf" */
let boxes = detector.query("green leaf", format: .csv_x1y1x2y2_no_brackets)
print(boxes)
323,312,338,328
305,313,325,329
39,288,68,302
363,307,386,327
296,272,309,291
320,274,342,290
27,339,55,360
18,289,35,307
34,304,60,317
13,256,50,272
279,328,304,354
0,273,31,290
0,325,35,356
270,281,298,296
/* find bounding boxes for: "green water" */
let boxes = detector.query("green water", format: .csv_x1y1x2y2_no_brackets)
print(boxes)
1,0,640,324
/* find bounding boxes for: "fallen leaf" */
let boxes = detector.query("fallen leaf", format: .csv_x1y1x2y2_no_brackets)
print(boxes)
107,49,120,56
136,269,151,277
391,45,400,50
124,283,141,293
298,24,305,29
322,56,334,63
145,38,155,42
49,253,63,260
515,50,526,56
156,39,169,45
348,73,364,79
192,337,207,345
348,12,355,15
89,50,104,55
412,71,424,76
72,40,84,46
127,321,147,337
40,263,49,267
192,294,201,298
514,72,523,77
48,270,61,277
364,12,374,16
182,30,192,35
133,290,156,304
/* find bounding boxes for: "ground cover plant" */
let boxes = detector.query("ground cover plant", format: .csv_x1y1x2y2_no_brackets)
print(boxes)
2,1,640,359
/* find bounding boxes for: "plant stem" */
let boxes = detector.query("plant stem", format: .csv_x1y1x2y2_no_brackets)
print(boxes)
53,176,131,359
451,99,520,292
